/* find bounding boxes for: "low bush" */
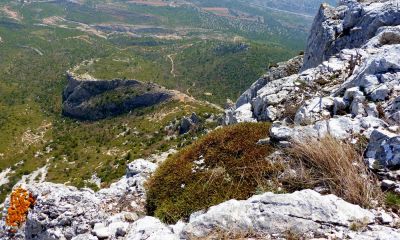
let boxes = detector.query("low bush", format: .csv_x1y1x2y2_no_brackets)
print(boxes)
385,192,400,211
146,122,277,223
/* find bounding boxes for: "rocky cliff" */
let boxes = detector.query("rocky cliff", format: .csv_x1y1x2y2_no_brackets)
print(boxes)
2,0,400,239
226,0,400,170
62,73,173,120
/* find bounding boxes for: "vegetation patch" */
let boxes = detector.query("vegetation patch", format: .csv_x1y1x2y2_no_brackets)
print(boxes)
146,122,278,223
147,131,385,224
285,136,382,208
385,192,400,212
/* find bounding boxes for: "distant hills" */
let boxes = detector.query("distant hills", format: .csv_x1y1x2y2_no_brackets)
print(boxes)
242,0,338,16
189,0,337,16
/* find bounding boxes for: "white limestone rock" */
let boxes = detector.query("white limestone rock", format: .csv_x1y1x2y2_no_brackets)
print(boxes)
269,125,294,141
333,97,348,115
235,56,303,109
181,189,375,238
326,116,361,139
350,95,366,117
22,183,106,240
127,159,157,177
71,234,98,240
294,97,335,125
366,129,400,168
370,84,390,102
387,96,400,124
92,223,109,239
344,87,364,101
125,216,178,240
348,225,400,240
366,103,378,117
303,0,400,70
1,156,162,240
233,103,256,123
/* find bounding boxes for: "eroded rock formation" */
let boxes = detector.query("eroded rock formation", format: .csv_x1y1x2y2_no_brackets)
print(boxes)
62,73,173,120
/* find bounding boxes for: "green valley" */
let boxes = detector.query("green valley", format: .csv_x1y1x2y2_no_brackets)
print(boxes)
0,0,331,203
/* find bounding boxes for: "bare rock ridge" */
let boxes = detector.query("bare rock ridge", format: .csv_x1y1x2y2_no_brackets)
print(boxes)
62,73,173,120
226,0,400,170
303,0,400,70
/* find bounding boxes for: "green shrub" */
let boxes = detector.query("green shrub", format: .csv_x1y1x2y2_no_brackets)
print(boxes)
146,122,278,223
385,192,400,211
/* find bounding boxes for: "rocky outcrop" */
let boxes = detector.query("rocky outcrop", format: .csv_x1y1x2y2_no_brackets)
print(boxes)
303,0,400,70
221,2,400,237
224,55,303,124
0,154,165,240
225,0,400,170
62,73,173,120
366,129,400,169
179,113,200,135
182,189,377,239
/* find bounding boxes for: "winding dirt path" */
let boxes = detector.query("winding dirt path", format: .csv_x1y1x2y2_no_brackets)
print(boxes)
167,54,177,77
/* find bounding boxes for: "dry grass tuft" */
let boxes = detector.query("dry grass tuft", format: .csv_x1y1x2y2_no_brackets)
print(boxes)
188,228,267,240
286,136,382,208
188,227,306,240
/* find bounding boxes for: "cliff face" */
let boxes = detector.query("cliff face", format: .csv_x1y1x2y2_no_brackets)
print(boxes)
303,0,400,70
228,0,400,124
62,74,173,120
226,0,400,169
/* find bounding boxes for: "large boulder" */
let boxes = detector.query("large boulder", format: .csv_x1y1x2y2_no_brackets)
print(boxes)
181,189,375,238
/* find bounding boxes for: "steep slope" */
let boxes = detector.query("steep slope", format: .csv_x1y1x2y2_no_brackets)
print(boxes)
227,0,400,127
226,0,400,189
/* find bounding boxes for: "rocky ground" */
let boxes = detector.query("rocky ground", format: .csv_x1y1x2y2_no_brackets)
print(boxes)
2,0,400,239
2,152,399,240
